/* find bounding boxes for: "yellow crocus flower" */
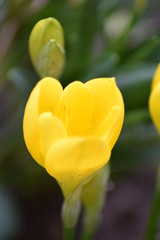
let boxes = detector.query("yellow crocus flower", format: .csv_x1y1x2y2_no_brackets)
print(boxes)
149,64,160,133
23,77,124,198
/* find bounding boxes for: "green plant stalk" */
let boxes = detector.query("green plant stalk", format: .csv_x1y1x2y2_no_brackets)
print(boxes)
63,226,75,240
79,0,99,62
112,0,148,55
110,10,137,54
80,207,102,240
62,188,81,240
145,166,160,240
81,166,110,239
80,231,92,240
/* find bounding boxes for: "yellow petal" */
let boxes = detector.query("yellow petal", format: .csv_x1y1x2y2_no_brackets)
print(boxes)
45,137,110,198
94,106,124,149
23,82,41,165
151,64,160,90
58,81,93,136
38,112,67,160
38,77,63,114
149,83,160,133
23,77,63,167
85,78,124,136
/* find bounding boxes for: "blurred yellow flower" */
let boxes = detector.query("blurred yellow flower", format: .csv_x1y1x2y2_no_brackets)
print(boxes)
149,64,160,133
135,0,148,14
23,77,124,198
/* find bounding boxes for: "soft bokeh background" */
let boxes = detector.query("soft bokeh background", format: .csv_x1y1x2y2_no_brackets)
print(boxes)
0,0,160,239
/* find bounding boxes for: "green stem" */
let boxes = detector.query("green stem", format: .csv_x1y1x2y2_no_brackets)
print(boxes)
61,188,81,240
110,10,137,54
63,227,75,240
80,231,92,240
80,166,110,239
144,166,160,240
80,207,102,240
79,0,99,63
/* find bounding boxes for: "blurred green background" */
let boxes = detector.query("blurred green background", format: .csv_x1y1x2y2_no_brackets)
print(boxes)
0,0,160,239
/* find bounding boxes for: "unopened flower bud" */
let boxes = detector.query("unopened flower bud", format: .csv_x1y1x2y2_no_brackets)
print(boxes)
29,17,65,78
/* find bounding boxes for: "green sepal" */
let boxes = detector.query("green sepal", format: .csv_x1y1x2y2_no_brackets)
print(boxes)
34,39,65,78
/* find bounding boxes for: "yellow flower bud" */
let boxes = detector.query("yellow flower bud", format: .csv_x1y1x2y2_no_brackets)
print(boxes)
149,64,160,133
29,17,65,78
23,77,124,198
